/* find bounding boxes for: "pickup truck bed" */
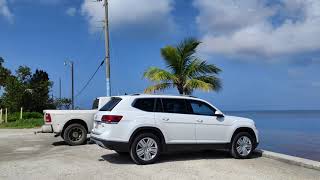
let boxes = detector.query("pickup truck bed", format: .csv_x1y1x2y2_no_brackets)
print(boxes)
41,97,110,146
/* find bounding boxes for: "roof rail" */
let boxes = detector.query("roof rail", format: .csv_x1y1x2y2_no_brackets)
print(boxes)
131,93,141,96
182,95,197,98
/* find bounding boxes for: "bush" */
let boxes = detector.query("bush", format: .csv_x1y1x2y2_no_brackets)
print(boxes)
6,112,43,122
0,118,44,129
23,112,43,119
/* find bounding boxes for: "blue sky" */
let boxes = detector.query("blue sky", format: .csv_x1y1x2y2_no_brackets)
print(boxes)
1,0,320,110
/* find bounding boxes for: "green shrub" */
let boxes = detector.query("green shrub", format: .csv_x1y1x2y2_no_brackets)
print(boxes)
0,118,44,129
23,112,43,119
5,112,43,122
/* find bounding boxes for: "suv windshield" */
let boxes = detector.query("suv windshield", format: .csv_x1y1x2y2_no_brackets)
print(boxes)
100,97,122,111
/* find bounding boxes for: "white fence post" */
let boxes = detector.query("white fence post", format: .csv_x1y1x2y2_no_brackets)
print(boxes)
5,108,8,123
20,107,23,120
0,109,2,123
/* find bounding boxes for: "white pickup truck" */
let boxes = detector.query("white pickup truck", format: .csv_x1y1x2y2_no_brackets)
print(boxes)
41,97,110,146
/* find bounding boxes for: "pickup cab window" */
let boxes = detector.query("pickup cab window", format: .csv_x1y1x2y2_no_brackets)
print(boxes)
92,99,99,109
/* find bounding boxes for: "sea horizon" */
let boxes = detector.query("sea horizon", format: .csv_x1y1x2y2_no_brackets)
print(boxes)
226,110,320,161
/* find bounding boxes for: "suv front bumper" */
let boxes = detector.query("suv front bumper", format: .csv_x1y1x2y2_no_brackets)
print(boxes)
90,136,129,152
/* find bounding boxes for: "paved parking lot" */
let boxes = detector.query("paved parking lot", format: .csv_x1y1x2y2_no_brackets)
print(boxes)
0,129,319,180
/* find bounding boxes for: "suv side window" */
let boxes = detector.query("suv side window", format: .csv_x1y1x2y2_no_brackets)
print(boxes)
133,98,155,112
188,100,216,116
162,98,188,114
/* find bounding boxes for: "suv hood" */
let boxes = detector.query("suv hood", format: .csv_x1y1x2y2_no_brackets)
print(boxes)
224,115,255,125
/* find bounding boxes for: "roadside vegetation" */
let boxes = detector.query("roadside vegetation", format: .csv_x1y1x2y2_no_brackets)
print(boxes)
0,112,43,129
0,57,66,128
143,38,222,95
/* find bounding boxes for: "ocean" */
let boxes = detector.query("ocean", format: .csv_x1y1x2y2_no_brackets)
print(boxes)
226,110,320,161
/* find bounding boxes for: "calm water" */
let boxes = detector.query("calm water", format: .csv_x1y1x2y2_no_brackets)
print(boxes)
226,110,320,161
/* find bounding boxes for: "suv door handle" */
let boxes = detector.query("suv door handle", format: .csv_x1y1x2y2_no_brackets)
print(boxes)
162,118,169,121
197,120,203,123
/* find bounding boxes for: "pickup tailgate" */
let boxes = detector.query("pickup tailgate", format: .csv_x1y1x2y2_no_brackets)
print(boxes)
43,110,97,133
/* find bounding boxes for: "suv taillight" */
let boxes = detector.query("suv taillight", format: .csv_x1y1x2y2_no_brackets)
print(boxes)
45,113,51,123
101,115,123,124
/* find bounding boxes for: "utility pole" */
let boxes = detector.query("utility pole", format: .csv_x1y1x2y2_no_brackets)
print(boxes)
71,62,74,110
65,61,75,110
59,78,62,99
102,0,111,96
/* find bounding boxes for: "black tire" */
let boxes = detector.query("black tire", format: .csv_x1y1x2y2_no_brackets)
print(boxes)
230,132,254,159
63,123,87,146
129,133,161,165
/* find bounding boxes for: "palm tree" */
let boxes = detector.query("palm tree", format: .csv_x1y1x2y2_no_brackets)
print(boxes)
143,38,222,95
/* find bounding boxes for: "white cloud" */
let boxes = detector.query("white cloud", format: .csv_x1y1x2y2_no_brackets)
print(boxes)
81,0,175,32
66,7,77,17
0,0,13,23
194,0,320,58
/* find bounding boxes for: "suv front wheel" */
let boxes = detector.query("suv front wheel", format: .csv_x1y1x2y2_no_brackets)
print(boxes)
130,133,161,165
231,132,254,159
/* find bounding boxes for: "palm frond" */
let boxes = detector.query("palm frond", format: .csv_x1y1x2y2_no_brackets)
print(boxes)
185,59,221,78
176,38,201,74
194,76,222,91
184,79,214,93
144,38,222,95
160,46,181,74
144,82,172,94
143,67,176,82
177,38,201,61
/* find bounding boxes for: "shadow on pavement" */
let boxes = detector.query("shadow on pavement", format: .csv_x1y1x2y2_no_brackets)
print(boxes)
52,138,92,146
100,150,262,165
52,141,69,146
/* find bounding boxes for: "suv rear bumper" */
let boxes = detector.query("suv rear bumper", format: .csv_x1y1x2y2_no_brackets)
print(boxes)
90,136,129,152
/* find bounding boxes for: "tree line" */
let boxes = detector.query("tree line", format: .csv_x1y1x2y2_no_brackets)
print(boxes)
0,57,69,113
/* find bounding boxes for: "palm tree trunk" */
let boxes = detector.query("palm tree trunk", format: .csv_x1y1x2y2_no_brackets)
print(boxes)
177,85,184,95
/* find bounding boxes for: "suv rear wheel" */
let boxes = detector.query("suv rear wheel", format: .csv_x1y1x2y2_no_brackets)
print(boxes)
231,132,254,159
63,123,87,146
130,133,161,165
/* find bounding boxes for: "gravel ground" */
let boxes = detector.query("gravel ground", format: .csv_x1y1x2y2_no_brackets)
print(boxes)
0,129,319,180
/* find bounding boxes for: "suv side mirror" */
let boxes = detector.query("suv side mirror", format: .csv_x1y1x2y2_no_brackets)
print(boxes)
214,110,224,118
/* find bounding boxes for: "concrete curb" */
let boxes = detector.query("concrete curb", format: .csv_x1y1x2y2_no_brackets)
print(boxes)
256,150,320,171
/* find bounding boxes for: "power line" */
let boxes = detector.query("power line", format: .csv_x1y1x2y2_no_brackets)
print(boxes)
75,58,105,98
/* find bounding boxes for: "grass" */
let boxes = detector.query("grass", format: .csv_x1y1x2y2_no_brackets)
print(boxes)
0,118,44,129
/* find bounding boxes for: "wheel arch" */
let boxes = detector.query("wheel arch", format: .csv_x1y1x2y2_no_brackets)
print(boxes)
129,127,166,152
230,127,257,145
61,119,89,137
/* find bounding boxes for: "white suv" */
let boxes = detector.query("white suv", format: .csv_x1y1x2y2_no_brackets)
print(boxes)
91,94,259,165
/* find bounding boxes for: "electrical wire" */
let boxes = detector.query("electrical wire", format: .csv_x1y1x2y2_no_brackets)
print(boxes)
75,58,105,98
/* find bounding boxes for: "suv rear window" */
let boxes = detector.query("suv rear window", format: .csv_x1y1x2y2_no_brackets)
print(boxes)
99,97,122,111
133,98,155,112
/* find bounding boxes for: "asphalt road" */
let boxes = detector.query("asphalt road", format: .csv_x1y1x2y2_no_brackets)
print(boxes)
0,129,319,180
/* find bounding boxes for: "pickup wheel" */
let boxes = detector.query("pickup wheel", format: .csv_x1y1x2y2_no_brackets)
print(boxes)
230,132,254,159
63,123,87,146
129,133,160,165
